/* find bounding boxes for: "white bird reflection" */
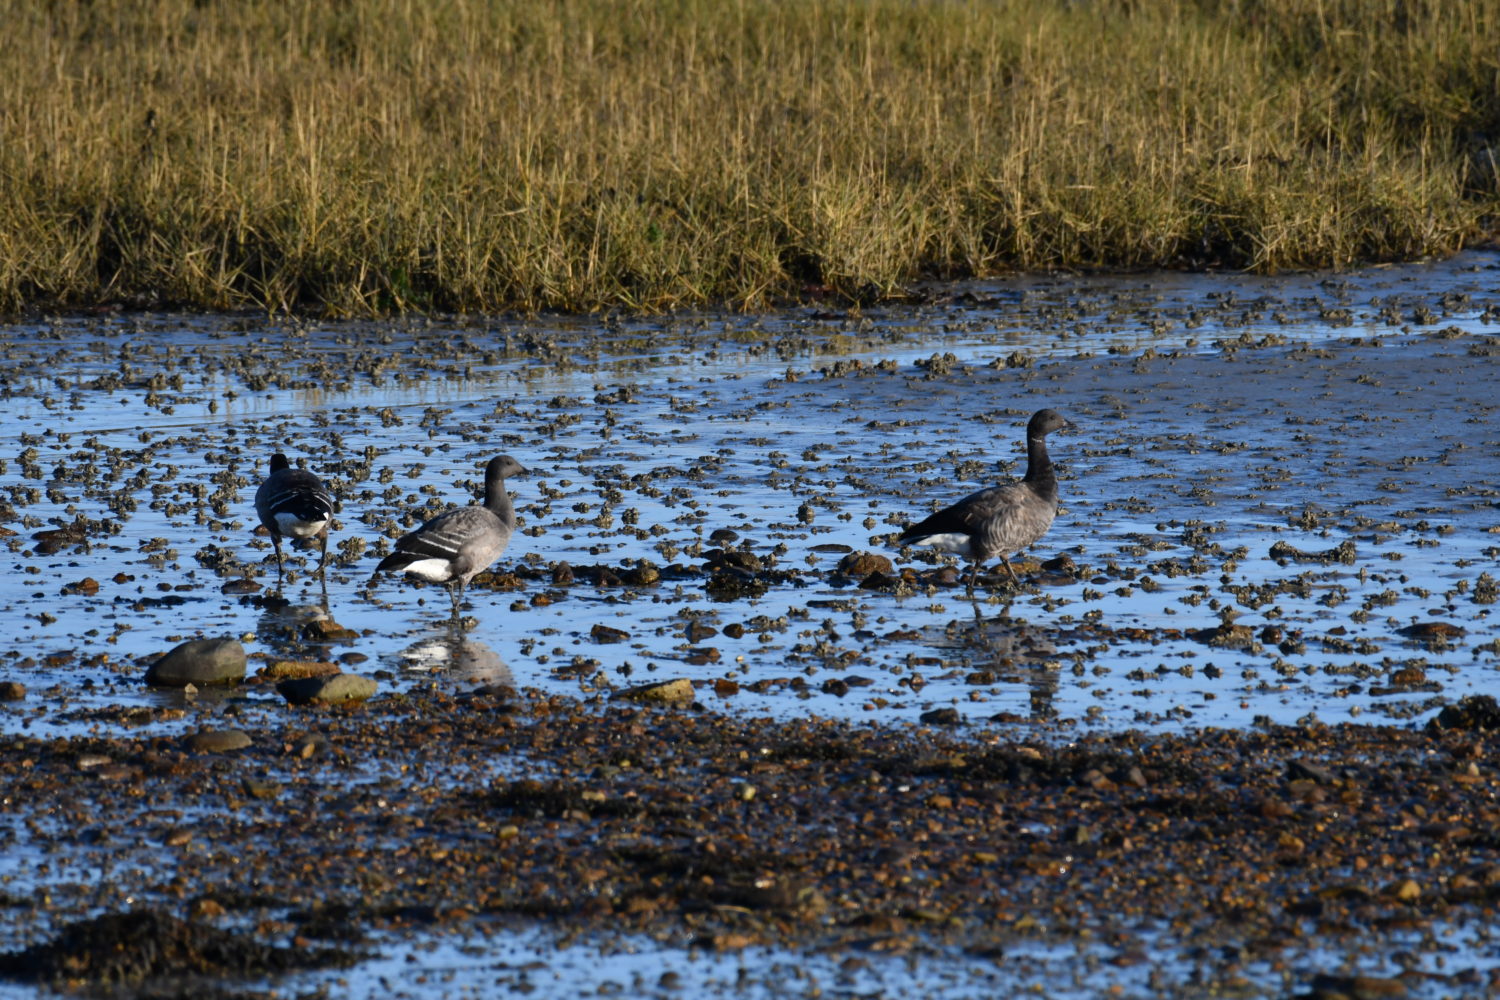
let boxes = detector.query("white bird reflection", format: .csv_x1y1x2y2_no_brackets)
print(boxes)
398,630,514,690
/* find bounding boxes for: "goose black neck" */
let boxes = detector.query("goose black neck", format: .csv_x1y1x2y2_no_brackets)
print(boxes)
1022,434,1057,497
483,473,515,525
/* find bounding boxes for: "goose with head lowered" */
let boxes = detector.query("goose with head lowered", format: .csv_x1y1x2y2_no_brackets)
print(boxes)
255,453,337,581
896,408,1072,594
371,454,528,618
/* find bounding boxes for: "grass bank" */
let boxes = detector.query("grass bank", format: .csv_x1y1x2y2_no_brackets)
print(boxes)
2,0,1498,315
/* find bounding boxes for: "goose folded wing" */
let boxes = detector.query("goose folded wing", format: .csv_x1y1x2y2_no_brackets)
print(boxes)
974,486,1054,554
394,507,496,560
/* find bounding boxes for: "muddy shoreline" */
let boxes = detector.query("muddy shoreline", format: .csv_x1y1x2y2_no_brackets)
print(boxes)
2,689,1499,998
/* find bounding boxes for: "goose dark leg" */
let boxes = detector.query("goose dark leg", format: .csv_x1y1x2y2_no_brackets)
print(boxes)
314,530,329,577
449,581,465,619
271,536,285,582
999,555,1021,587
965,562,980,596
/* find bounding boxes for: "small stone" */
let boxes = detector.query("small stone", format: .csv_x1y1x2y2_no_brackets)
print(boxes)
1384,878,1421,902
287,733,330,758
615,679,695,705
622,564,660,586
186,730,252,753
220,579,261,595
242,777,281,800
590,623,630,643
836,551,894,581
919,707,962,726
146,638,246,688
0,681,24,701
302,619,358,643
276,673,378,706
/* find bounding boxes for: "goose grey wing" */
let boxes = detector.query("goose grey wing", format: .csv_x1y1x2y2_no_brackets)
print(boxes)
900,483,1014,542
394,505,500,561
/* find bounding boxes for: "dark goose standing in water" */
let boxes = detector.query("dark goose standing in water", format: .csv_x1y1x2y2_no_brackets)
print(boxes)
255,453,337,580
372,454,528,618
897,408,1072,593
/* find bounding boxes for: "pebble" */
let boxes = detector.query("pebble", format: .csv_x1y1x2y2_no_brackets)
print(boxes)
0,681,24,701
684,621,718,642
259,660,341,680
145,638,247,688
590,623,630,643
242,777,281,800
185,730,252,754
286,732,331,758
303,620,359,643
835,551,894,581
276,673,378,706
615,679,695,705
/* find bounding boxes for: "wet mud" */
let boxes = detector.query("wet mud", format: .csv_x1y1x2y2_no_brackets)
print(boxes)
2,692,1499,997
1,251,1499,996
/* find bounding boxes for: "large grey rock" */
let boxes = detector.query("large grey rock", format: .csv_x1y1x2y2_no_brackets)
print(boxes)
276,673,377,706
146,639,246,687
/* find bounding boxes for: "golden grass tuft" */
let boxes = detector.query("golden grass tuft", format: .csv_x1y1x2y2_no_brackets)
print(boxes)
1,0,1497,315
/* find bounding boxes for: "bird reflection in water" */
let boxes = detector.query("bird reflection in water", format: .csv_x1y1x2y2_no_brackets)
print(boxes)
946,609,1060,721
398,629,514,691
255,598,333,660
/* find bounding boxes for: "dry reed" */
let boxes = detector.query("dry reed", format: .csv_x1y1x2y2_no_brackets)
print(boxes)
1,0,1496,314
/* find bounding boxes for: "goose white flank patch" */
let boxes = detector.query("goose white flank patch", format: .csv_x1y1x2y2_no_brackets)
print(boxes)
255,453,337,580
373,454,528,618
897,408,1072,594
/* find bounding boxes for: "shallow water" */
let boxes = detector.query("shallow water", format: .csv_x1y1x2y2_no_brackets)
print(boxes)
3,253,1500,999
2,252,1499,739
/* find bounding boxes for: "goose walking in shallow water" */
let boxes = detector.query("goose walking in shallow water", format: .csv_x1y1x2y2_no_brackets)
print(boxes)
372,454,528,619
255,453,337,580
897,408,1072,594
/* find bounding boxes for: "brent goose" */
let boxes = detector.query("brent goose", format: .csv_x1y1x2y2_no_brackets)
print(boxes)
372,454,528,617
897,408,1071,593
255,453,336,579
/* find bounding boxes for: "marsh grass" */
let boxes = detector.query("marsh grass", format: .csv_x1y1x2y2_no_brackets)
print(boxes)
1,0,1497,315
